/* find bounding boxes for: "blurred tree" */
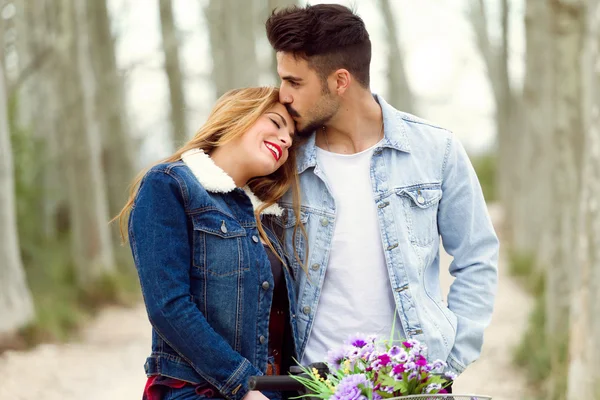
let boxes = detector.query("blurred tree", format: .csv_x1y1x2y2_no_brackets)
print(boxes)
267,0,297,84
17,1,64,241
52,0,115,284
87,0,135,226
468,0,519,240
378,0,414,113
205,0,259,97
545,1,586,397
514,0,554,271
0,61,35,335
159,0,188,149
567,1,600,398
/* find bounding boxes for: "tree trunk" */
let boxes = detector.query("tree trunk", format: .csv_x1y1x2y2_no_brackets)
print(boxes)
516,0,554,275
19,0,64,241
205,0,259,97
566,1,600,398
378,0,414,113
87,0,135,221
267,0,296,85
0,61,35,335
546,1,586,398
468,0,517,239
159,0,188,149
53,0,115,284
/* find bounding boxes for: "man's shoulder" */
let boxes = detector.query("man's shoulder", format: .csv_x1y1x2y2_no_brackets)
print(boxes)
377,95,454,153
396,110,453,143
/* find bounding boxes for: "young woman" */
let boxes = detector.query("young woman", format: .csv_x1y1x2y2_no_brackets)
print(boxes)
115,87,305,400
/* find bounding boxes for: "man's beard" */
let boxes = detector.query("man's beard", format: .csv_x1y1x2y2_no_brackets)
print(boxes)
286,103,336,138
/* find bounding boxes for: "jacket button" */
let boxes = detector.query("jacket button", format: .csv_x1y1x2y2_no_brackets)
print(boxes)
262,281,270,290
220,221,228,233
259,335,266,344
311,263,320,271
320,218,329,227
252,235,259,243
303,306,311,314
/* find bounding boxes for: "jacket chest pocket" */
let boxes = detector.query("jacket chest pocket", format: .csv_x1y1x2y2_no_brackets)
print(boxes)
397,186,442,247
191,211,249,277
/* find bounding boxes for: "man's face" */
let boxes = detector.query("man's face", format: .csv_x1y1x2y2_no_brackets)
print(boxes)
276,52,340,137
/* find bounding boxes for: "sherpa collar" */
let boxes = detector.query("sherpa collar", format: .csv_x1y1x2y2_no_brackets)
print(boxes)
181,148,283,216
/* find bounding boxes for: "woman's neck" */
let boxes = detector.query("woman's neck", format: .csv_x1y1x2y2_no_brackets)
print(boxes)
210,147,249,188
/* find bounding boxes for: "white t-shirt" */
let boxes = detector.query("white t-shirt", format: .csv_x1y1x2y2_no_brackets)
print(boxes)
302,141,404,365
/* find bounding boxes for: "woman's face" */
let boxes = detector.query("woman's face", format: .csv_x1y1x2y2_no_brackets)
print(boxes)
236,102,295,178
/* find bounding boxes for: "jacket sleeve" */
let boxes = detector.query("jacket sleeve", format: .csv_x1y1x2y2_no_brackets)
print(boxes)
437,135,499,375
129,170,261,400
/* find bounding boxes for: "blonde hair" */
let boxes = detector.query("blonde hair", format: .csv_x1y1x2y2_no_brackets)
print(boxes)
114,86,307,270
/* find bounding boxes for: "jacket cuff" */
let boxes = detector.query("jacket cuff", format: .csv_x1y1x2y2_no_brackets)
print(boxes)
445,353,466,376
221,358,263,400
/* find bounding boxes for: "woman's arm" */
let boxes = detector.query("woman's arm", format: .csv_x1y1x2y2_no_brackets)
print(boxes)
129,169,262,400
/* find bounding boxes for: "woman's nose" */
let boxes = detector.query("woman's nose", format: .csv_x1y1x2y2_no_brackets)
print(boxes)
279,134,291,148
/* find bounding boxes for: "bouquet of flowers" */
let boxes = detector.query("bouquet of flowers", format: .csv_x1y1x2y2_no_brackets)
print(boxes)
291,334,456,399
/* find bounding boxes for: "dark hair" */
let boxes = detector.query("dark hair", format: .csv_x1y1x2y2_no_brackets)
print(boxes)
266,4,371,88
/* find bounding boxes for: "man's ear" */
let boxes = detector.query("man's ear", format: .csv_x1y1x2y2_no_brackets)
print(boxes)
333,69,351,94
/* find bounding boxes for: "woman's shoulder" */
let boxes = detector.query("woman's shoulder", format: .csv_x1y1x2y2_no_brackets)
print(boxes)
139,161,211,201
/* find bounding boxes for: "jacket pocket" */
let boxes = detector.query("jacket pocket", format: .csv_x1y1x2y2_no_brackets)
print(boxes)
191,210,249,277
397,185,442,246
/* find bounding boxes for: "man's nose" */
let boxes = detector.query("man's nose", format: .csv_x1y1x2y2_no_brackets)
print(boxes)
279,91,292,104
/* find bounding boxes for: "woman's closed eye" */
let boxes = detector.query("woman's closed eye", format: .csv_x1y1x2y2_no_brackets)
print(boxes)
269,118,281,129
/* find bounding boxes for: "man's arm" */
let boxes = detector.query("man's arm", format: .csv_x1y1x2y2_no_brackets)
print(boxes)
437,134,499,374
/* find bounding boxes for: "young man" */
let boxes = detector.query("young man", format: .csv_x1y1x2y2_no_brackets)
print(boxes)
266,4,499,380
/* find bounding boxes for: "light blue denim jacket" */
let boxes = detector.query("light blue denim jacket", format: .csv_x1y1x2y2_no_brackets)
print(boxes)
274,94,499,375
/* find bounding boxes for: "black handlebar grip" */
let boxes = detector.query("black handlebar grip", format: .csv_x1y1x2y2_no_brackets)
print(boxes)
248,375,306,391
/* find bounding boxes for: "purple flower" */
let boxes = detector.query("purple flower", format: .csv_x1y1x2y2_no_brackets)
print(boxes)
330,374,370,400
402,341,413,349
403,361,416,372
381,386,395,394
431,360,446,372
391,363,406,379
370,358,387,372
425,383,442,393
415,355,428,367
388,346,402,357
378,354,391,367
444,371,457,381
345,334,369,348
394,351,409,363
326,347,346,370
408,371,419,381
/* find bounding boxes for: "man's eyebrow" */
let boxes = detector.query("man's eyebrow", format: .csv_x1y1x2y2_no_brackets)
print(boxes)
267,112,288,128
281,75,303,82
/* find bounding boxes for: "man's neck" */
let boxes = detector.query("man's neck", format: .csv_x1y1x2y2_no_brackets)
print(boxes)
318,89,383,154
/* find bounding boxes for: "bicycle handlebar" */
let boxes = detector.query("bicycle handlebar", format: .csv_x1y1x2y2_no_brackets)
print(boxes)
248,362,329,391
248,375,306,391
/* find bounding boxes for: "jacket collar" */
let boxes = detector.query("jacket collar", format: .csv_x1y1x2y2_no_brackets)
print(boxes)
181,148,283,216
295,93,412,174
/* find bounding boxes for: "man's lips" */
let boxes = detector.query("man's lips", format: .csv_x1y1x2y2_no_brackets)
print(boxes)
264,141,282,161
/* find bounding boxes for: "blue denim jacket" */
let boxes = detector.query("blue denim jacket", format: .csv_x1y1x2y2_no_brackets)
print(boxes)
275,95,499,375
128,149,299,400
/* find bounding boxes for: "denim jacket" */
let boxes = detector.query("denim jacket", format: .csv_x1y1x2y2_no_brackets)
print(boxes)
128,149,299,400
274,95,499,375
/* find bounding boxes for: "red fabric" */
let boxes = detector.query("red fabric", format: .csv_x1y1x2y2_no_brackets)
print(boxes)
143,376,215,400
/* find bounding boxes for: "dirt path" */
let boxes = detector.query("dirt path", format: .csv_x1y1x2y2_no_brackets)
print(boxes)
0,205,532,400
